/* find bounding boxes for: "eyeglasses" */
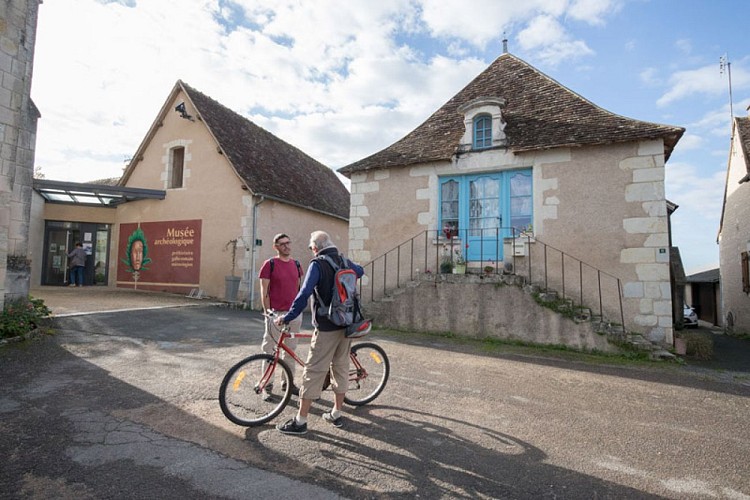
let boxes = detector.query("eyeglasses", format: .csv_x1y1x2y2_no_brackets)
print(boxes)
275,240,291,247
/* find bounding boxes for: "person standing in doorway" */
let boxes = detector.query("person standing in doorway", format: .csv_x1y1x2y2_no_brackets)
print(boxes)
258,233,304,400
67,242,86,287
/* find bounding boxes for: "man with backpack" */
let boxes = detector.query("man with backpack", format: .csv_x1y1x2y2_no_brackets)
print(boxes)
258,233,304,400
274,230,365,435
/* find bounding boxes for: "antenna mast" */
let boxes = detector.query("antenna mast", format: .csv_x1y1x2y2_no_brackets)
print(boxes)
719,54,734,120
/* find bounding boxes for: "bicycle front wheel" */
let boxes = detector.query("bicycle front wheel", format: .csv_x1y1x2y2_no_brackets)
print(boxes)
344,342,390,406
219,354,292,426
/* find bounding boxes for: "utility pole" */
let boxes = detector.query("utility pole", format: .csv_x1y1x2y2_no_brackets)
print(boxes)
719,54,734,120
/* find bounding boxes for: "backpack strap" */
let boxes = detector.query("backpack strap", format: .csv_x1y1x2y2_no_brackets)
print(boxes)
313,254,341,309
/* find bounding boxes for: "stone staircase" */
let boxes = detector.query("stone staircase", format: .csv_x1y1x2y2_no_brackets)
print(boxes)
366,270,675,360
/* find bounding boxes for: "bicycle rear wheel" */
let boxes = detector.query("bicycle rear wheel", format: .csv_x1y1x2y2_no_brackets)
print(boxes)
344,342,390,406
219,354,292,426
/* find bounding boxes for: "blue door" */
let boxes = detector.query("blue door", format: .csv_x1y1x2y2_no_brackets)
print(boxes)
439,169,532,264
468,175,502,261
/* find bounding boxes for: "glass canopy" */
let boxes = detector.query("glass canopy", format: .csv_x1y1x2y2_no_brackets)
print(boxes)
33,179,165,207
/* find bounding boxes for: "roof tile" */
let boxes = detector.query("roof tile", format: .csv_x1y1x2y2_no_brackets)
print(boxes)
341,54,684,175
182,82,349,220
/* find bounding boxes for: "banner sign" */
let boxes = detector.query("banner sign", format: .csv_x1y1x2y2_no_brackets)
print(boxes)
116,219,202,292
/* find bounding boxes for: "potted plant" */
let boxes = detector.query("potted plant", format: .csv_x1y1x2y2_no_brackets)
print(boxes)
483,265,494,276
452,247,466,274
440,256,454,274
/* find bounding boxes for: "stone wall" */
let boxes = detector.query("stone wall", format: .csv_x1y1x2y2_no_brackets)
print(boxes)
0,0,41,305
366,273,623,354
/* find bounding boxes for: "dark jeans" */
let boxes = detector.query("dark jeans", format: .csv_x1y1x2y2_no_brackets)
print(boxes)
70,266,84,286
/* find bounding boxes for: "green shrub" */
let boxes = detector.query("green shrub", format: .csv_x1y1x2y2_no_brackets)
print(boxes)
0,296,51,339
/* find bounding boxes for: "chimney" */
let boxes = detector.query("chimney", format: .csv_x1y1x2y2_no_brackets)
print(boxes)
502,37,508,54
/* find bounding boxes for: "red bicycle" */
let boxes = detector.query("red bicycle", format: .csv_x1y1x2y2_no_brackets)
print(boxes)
219,311,390,427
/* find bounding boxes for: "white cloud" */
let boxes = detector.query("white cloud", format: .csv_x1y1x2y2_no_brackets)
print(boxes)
657,61,750,107
665,161,725,273
674,133,704,151
517,15,594,65
639,67,661,86
568,0,623,25
675,38,692,54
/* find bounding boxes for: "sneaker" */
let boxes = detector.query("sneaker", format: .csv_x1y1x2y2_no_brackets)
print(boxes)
276,418,307,435
322,412,343,428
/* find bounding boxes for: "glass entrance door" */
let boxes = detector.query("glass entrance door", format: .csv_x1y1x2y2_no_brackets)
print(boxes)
44,229,74,285
41,222,110,286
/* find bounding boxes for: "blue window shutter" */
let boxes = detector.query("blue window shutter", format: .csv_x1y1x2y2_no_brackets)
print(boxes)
473,115,492,149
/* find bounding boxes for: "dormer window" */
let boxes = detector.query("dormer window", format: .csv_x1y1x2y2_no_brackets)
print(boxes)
457,97,507,152
473,115,492,149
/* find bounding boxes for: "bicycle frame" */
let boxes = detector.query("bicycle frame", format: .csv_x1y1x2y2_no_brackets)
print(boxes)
257,327,311,393
259,314,372,391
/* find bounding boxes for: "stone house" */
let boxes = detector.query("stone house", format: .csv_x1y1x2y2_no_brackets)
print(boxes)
340,52,684,346
1,0,42,306
31,80,349,306
718,108,750,334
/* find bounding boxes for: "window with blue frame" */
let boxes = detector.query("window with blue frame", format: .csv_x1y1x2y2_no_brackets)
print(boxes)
439,169,532,261
473,115,492,149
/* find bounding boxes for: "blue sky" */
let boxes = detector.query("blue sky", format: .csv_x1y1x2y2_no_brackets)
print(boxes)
31,0,750,274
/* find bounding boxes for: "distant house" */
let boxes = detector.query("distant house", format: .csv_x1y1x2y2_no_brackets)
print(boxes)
718,107,750,334
32,80,349,305
685,268,721,327
340,52,684,344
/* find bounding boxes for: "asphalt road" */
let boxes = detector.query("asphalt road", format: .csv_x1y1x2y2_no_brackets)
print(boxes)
1,305,749,499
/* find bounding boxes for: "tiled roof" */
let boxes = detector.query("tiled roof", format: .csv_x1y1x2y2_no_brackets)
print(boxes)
340,53,684,175
736,117,750,176
181,82,350,220
686,268,720,283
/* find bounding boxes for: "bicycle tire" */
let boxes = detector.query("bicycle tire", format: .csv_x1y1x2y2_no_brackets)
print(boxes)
219,353,293,426
344,342,390,406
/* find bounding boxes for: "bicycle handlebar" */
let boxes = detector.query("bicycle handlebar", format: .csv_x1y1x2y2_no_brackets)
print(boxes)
263,309,291,334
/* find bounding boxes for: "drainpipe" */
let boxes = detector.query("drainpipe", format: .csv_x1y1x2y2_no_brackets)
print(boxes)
249,195,265,309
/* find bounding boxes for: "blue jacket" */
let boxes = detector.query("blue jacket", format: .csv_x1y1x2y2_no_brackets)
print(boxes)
283,247,364,331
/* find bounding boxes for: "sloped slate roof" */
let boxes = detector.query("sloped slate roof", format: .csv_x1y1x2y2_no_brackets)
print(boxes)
180,82,349,220
686,268,720,283
340,53,684,175
736,117,750,179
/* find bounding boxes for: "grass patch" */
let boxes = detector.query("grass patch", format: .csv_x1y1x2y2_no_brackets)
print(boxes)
374,327,657,367
677,330,714,360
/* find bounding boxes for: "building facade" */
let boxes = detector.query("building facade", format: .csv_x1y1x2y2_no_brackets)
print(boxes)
31,81,350,307
340,53,684,344
0,0,41,305
718,110,750,334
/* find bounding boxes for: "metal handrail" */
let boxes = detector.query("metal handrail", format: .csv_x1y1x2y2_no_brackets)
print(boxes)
358,227,626,331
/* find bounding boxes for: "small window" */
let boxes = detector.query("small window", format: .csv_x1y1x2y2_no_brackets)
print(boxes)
440,179,459,237
473,115,492,149
170,147,184,189
509,172,532,232
742,251,749,293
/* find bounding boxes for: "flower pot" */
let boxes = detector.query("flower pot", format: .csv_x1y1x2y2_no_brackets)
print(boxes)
225,276,241,302
452,264,466,274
